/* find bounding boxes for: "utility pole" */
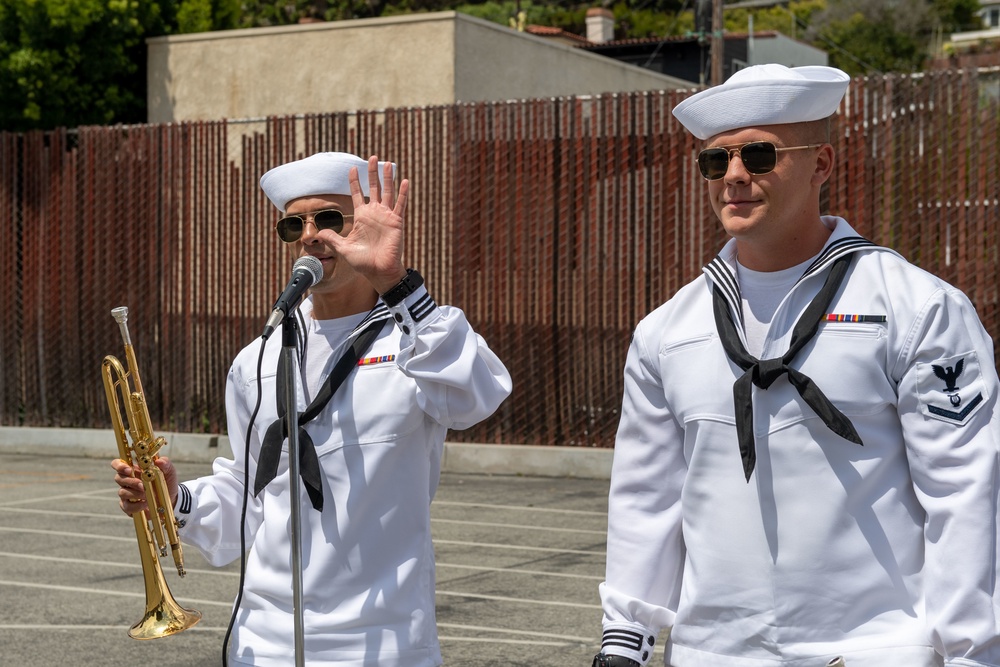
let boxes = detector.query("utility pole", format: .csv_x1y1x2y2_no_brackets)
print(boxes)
710,0,724,86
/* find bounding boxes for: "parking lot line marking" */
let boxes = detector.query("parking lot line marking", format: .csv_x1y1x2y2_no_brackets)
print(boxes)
436,562,602,581
0,527,607,557
0,507,608,534
436,589,599,610
0,525,133,541
0,629,596,651
0,579,230,607
432,518,605,535
434,500,605,516
0,470,89,481
0,550,234,577
0,506,121,520
0,487,112,506
0,551,600,586
437,621,592,643
437,636,581,646
434,539,604,556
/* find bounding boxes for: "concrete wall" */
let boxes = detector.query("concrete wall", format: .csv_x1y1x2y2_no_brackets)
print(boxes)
147,12,689,124
452,17,689,103
148,13,457,123
748,33,828,68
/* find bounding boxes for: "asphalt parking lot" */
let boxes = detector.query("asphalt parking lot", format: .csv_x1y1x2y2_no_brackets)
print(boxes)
0,452,611,666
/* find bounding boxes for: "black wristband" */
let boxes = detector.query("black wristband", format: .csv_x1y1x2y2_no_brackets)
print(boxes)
592,653,641,667
380,269,424,307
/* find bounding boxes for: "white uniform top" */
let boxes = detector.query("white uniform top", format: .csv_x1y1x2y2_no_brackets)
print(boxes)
176,284,512,666
600,217,1000,667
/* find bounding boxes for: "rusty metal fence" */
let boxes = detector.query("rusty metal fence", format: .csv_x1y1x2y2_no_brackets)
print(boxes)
2,69,998,448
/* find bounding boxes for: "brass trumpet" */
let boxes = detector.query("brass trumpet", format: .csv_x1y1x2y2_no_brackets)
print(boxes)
102,306,202,639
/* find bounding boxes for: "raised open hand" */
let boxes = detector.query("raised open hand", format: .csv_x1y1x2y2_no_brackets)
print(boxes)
316,155,409,294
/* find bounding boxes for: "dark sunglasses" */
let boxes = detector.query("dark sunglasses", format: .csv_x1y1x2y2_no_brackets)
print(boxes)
697,141,823,180
275,209,353,243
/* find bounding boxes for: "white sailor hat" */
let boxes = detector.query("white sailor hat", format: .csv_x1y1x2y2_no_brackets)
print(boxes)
672,64,851,140
259,151,396,212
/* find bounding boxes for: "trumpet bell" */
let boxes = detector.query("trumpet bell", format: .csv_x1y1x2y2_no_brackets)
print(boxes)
126,505,203,639
129,597,203,640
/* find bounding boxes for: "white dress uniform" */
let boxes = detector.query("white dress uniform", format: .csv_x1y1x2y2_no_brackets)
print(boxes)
175,284,512,666
599,217,1000,667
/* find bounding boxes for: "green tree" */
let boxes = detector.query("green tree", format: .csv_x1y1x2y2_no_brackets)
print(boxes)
237,0,335,25
930,0,982,32
453,1,586,32
805,0,934,74
0,0,247,131
0,0,166,131
722,0,826,37
176,0,241,32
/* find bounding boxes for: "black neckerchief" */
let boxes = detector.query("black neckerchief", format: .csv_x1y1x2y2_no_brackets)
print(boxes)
253,306,390,510
710,251,864,480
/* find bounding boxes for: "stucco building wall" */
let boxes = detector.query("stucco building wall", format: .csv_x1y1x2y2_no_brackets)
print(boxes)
451,15,689,103
147,12,689,124
747,33,828,68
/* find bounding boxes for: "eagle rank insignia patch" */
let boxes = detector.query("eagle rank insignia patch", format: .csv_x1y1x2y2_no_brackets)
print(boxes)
916,351,989,425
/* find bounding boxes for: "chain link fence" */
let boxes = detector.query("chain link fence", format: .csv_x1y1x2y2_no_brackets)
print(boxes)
2,68,998,447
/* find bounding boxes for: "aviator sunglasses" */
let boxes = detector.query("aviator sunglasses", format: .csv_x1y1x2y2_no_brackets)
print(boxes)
275,209,353,243
697,141,823,180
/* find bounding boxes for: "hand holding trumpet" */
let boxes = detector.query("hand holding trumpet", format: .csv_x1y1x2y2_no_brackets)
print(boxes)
111,456,179,516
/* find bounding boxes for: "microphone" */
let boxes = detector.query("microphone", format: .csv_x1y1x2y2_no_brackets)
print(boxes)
261,255,323,339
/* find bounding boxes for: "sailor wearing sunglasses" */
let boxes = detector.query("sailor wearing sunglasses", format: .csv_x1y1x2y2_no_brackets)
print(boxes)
594,65,1000,667
113,152,512,666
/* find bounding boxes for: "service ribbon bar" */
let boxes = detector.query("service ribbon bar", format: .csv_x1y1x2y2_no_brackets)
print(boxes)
825,314,887,323
358,354,396,366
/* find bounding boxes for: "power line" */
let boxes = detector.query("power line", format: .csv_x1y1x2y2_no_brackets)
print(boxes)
618,0,885,77
641,0,695,68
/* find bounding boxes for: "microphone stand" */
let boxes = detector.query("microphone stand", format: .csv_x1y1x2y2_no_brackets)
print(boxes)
280,313,306,667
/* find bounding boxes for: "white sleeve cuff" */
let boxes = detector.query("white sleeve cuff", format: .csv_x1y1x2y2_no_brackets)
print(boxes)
602,621,658,665
383,284,440,337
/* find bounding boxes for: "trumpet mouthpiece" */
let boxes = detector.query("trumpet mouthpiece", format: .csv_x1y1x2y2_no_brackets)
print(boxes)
111,307,132,346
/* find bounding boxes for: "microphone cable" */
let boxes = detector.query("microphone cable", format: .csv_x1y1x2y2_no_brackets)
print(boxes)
221,336,267,667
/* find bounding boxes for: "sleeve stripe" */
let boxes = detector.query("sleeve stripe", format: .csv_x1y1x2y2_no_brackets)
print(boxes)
602,629,643,651
177,483,192,514
409,292,436,322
